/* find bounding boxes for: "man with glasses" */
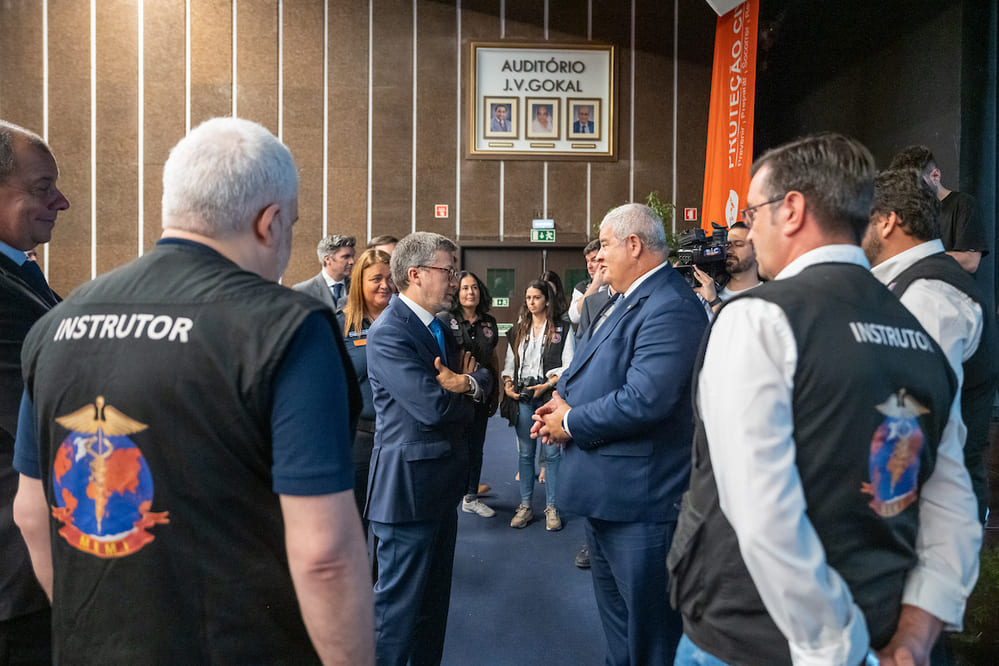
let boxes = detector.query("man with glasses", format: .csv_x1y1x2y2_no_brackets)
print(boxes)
692,221,760,314
365,231,491,665
669,134,980,666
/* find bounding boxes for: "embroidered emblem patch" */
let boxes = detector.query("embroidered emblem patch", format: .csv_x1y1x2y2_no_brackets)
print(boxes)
861,389,926,518
552,332,562,344
51,396,168,558
450,318,460,330
483,325,494,338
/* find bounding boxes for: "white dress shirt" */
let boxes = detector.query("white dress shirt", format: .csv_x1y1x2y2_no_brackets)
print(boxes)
699,244,981,665
502,319,575,383
871,239,983,384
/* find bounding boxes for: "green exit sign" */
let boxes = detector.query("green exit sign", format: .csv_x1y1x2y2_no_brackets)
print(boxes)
531,229,556,243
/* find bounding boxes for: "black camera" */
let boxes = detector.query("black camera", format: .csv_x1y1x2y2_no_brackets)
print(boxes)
674,223,729,287
515,377,544,402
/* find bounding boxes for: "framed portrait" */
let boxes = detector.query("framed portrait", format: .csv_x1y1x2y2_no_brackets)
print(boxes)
525,98,560,140
567,98,601,141
483,97,518,139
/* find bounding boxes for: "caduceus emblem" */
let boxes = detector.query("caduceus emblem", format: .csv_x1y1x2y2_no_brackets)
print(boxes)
55,396,148,532
861,388,927,518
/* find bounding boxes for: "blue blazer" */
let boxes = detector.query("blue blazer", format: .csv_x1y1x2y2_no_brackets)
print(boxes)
366,295,492,522
559,265,707,523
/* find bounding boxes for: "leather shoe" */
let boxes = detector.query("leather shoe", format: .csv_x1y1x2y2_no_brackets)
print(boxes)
574,545,590,569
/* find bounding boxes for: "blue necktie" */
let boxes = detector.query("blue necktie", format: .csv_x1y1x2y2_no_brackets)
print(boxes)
332,282,344,302
19,260,57,306
429,318,447,360
589,293,621,339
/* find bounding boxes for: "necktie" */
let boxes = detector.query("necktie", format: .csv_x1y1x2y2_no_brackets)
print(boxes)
332,282,344,302
19,260,57,306
500,120,506,130
589,293,621,338
429,318,448,360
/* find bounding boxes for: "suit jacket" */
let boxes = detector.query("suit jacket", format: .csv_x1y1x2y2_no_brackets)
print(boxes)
1,252,58,621
575,285,612,342
292,272,349,312
573,120,595,133
366,296,492,522
490,117,510,132
559,265,707,523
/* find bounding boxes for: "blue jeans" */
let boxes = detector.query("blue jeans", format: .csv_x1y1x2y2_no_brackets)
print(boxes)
515,398,559,507
674,635,732,665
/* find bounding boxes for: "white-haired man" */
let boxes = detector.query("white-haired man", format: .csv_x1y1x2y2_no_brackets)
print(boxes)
533,203,708,665
13,117,373,664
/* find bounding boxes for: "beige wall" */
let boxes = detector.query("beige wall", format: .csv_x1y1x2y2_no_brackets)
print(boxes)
0,0,715,295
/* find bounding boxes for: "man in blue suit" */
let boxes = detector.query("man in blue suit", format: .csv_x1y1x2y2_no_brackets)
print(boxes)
533,203,708,665
366,231,491,666
572,105,595,134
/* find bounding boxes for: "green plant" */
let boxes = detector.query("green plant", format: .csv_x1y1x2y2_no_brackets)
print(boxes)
949,543,999,660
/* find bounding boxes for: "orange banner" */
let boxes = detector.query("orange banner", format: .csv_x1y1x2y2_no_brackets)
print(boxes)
700,0,758,232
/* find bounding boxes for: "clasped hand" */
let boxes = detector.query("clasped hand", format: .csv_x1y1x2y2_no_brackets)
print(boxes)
530,390,571,446
435,352,478,393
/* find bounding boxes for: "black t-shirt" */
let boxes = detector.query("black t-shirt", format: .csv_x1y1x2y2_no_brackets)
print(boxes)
940,190,988,255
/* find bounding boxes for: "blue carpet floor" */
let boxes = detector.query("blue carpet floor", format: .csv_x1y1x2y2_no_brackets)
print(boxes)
441,415,606,665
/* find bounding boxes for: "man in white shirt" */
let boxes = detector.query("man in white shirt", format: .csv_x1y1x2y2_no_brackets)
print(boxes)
568,239,602,325
669,134,981,666
863,168,997,525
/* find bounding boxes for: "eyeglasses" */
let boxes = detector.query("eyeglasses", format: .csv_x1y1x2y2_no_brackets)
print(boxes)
420,265,459,282
740,194,786,227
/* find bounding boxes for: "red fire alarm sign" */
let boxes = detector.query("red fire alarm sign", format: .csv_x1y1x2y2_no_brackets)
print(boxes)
684,208,698,222
435,204,449,219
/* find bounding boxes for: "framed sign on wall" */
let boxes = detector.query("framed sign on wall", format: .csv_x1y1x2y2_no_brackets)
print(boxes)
468,42,616,160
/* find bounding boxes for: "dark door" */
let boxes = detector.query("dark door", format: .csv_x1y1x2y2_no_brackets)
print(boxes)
459,244,588,364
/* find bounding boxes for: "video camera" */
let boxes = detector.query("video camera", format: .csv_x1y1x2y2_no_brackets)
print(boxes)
674,222,729,287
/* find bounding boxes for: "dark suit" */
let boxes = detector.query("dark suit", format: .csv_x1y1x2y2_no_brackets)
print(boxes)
366,295,491,666
573,120,595,134
559,264,707,665
292,271,349,312
0,252,56,661
575,285,612,341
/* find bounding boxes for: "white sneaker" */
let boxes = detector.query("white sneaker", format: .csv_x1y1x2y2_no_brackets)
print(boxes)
462,498,496,518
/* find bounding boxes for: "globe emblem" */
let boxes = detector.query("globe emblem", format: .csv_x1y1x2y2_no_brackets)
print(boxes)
51,396,168,558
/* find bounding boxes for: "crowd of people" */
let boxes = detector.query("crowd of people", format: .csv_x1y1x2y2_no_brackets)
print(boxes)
0,115,993,666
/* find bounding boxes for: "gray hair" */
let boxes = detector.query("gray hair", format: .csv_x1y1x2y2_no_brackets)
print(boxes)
317,234,356,263
751,133,875,243
0,120,52,184
599,203,667,254
391,231,458,290
161,117,298,237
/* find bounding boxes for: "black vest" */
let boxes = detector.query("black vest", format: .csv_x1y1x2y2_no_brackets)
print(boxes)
21,242,351,664
668,263,957,665
890,251,999,522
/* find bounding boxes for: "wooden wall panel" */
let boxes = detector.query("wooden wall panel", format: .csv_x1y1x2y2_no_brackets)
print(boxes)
0,1,44,136
675,0,714,230
95,0,139,276
415,0,458,238
236,2,278,133
142,0,187,254
499,0,546,241
590,0,633,218
326,2,370,248
1,0,719,294
458,1,501,241
370,0,415,240
632,1,673,214
46,0,93,295
283,1,327,286
190,0,232,127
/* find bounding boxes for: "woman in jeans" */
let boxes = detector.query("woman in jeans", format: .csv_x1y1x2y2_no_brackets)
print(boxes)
501,280,574,531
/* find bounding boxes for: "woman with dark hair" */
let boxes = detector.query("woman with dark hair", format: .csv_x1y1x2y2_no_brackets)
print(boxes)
501,280,574,531
540,269,570,321
337,248,393,532
438,271,500,518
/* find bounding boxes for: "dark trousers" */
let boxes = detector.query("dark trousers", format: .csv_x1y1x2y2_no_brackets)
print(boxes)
353,421,375,535
0,608,51,666
465,404,489,497
585,518,681,666
370,511,458,666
